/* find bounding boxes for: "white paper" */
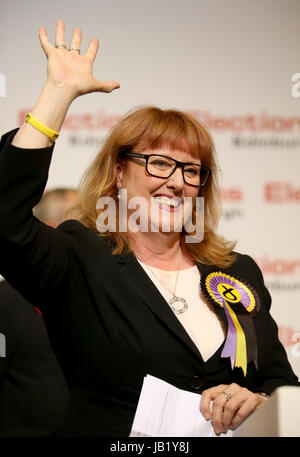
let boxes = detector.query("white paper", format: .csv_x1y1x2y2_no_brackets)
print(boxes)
130,375,233,437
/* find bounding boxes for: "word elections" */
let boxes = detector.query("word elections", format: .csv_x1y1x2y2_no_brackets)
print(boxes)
264,182,300,203
96,191,204,243
256,255,300,276
291,73,300,98
17,108,300,133
0,73,5,98
0,333,6,357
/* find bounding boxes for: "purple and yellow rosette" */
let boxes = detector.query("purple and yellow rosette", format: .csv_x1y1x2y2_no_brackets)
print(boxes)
201,271,260,376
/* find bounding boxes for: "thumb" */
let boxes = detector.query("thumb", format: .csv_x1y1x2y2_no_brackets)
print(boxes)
94,79,120,93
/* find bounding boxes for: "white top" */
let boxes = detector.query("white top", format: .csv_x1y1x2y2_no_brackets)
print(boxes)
137,260,225,362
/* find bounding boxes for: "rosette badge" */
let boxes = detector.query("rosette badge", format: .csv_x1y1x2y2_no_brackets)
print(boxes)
201,271,260,376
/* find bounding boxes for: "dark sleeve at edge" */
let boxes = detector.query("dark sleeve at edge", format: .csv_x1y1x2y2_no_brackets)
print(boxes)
0,129,80,309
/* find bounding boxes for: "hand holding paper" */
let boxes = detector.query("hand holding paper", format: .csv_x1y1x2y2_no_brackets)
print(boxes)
130,375,233,437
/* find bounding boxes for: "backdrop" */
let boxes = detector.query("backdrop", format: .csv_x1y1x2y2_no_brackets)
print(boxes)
1,0,300,378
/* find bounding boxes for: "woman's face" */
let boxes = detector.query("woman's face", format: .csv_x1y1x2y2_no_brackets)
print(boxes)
116,147,201,235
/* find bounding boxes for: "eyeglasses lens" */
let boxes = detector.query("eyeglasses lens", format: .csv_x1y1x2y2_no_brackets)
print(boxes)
147,155,207,187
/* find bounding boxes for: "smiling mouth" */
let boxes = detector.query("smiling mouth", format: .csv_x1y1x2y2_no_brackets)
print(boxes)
152,195,182,211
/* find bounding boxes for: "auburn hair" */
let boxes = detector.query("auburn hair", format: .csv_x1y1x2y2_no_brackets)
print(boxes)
77,106,236,268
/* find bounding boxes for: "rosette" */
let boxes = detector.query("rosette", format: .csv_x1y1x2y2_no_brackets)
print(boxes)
201,271,260,376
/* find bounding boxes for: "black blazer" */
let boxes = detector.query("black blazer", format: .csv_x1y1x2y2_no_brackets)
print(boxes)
0,129,299,437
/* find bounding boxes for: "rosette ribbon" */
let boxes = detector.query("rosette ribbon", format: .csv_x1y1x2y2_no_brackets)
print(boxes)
201,272,260,376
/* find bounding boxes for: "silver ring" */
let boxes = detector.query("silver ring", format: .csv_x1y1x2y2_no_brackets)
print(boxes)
222,391,232,402
69,46,80,54
55,42,67,49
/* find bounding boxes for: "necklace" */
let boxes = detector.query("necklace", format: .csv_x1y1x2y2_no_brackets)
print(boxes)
137,249,188,315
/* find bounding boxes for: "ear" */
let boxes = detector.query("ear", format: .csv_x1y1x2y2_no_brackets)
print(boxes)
116,160,125,189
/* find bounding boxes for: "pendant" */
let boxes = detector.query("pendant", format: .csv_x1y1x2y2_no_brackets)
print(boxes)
168,296,188,315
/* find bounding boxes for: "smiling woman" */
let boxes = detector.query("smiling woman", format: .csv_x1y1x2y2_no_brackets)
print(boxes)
78,105,235,268
0,21,299,437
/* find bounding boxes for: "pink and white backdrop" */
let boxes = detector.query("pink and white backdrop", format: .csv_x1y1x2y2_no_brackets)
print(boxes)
1,0,300,378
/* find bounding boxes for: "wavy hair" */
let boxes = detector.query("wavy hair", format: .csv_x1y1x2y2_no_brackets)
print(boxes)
77,106,236,268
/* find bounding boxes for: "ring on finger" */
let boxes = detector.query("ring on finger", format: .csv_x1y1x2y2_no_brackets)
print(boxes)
55,42,67,49
222,391,232,402
69,46,80,53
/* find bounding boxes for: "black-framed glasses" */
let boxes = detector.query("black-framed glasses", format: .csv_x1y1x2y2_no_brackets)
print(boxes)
123,152,211,187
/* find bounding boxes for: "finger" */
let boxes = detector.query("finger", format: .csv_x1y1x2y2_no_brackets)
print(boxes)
199,391,212,420
39,27,53,57
55,19,66,48
94,79,120,93
222,389,248,432
84,38,99,63
229,397,257,431
210,394,229,434
69,27,82,53
210,384,241,434
199,385,227,420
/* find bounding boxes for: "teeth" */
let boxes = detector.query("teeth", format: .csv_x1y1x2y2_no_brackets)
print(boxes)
154,196,180,207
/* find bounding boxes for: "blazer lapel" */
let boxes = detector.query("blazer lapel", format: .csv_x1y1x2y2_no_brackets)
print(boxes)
115,253,205,362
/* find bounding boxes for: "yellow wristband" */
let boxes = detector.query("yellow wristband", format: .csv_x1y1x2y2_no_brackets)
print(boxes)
25,112,60,141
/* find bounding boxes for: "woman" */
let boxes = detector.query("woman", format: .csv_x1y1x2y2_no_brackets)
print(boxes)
0,21,298,437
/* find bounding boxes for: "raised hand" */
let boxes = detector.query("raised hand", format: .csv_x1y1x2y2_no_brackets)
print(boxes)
12,20,120,148
39,20,120,100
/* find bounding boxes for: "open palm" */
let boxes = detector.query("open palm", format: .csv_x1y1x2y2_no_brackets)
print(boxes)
39,20,120,98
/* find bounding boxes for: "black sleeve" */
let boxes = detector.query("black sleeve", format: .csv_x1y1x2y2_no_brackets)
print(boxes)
0,129,82,309
245,255,300,394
